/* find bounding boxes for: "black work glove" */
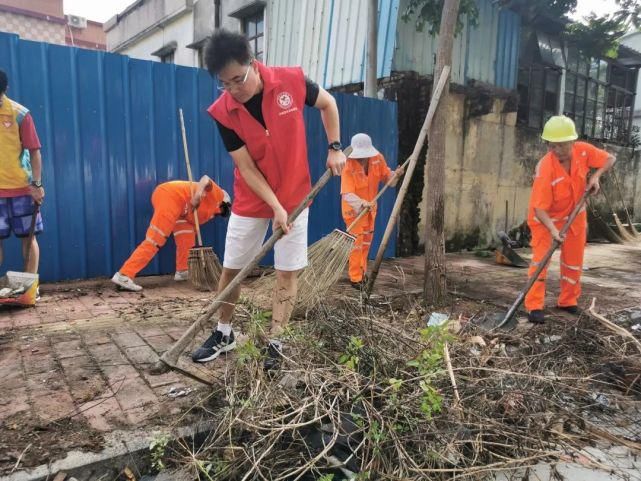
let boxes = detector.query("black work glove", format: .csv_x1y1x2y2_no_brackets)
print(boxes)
219,201,232,218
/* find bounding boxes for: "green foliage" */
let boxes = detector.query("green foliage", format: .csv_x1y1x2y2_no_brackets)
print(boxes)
195,457,228,481
401,0,479,35
236,339,262,365
565,13,627,59
406,324,453,419
338,336,365,371
367,420,388,457
317,475,335,481
149,433,171,472
613,0,641,29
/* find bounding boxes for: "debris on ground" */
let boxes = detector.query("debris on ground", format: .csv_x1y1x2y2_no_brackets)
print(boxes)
151,296,641,480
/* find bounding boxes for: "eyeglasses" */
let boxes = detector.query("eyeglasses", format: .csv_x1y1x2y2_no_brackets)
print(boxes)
217,61,253,91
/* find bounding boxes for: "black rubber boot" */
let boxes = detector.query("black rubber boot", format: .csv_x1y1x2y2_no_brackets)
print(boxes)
528,310,545,324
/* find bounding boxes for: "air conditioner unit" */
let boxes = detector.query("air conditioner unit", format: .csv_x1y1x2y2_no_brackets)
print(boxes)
67,15,87,29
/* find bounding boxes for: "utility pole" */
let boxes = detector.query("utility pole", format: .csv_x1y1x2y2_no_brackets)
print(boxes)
423,0,460,304
365,0,378,98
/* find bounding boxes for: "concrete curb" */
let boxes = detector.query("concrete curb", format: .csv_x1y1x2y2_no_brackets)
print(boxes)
1,421,215,481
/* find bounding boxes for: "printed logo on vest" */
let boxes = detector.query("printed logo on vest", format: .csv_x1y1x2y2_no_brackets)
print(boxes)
277,92,293,109
2,121,11,129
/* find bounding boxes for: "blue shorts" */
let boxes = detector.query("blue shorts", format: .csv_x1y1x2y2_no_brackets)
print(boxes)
0,195,44,239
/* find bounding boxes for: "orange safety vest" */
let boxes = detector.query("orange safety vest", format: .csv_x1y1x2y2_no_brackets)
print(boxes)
208,62,310,218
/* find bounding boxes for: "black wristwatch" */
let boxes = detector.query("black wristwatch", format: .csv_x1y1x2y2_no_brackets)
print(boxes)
328,141,342,152
31,180,43,188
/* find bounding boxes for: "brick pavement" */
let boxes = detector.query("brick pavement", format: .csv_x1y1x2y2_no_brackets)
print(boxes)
0,275,215,444
0,243,639,474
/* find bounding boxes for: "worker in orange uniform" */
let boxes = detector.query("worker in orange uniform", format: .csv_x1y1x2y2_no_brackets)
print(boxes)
526,116,615,324
341,133,403,288
111,175,231,292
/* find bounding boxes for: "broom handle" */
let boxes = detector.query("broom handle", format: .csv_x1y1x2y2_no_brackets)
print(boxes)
179,109,203,247
497,190,589,328
365,66,451,295
346,156,412,232
161,147,352,366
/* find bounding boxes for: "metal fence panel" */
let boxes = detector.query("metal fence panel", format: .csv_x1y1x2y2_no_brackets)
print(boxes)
0,32,398,282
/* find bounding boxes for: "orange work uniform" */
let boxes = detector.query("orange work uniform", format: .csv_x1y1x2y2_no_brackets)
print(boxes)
341,154,392,283
525,142,609,311
119,180,225,279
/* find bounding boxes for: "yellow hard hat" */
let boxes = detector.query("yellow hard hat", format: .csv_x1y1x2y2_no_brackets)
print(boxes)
541,115,578,143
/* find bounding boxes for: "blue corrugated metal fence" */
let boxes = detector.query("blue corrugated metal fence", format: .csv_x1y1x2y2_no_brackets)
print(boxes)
0,32,398,283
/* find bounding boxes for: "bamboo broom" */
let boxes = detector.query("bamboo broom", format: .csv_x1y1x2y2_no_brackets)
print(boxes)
179,109,222,291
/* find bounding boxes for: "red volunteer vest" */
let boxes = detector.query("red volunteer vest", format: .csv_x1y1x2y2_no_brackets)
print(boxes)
208,62,311,218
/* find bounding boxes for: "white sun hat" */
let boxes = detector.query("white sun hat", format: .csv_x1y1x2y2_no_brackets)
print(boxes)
348,133,379,159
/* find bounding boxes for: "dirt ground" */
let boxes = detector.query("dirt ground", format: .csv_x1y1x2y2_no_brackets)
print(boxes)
0,241,639,476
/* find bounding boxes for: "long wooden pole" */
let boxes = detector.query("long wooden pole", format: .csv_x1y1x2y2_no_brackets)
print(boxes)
365,66,451,296
161,147,352,373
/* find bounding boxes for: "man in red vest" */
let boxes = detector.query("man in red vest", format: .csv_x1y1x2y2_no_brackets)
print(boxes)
191,30,346,369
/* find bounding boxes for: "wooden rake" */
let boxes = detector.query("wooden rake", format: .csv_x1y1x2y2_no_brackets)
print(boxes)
159,165,339,383
179,108,222,291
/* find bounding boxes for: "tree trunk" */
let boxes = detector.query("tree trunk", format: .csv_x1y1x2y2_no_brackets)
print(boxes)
423,0,460,305
365,0,378,98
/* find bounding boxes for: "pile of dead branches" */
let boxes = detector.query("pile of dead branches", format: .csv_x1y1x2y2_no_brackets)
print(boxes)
162,296,641,480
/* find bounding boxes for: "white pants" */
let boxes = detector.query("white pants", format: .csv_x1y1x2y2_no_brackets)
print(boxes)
223,209,308,271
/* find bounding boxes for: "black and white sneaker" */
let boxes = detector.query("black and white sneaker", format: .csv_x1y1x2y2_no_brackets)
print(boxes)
263,340,283,371
191,330,236,363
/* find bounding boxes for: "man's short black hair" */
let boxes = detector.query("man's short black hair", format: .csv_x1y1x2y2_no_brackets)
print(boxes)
204,29,253,77
0,69,8,95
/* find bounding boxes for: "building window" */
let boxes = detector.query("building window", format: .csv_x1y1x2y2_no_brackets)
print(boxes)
563,47,637,145
152,41,177,65
517,65,561,130
160,51,175,64
242,11,264,60
198,46,206,69
518,32,639,145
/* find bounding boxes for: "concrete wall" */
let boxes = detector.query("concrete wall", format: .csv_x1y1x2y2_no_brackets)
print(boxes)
416,92,641,249
192,0,258,44
417,92,533,249
119,11,197,65
220,0,258,33
105,0,195,65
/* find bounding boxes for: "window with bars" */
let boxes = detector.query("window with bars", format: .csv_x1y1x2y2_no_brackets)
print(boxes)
517,32,639,146
563,47,637,145
160,51,175,64
517,31,563,130
242,11,264,61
